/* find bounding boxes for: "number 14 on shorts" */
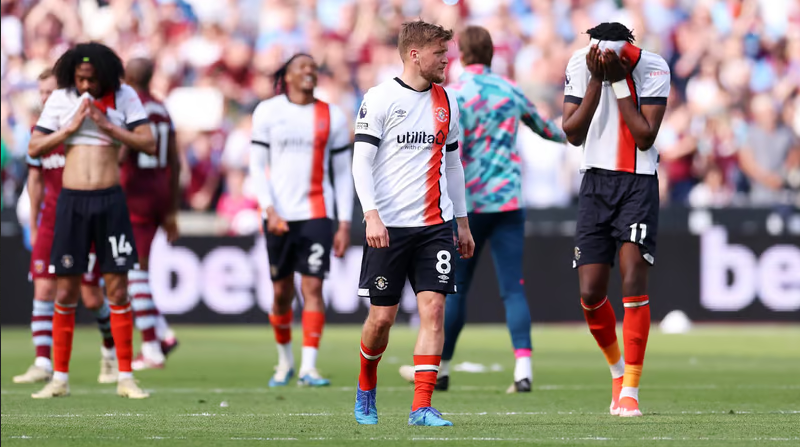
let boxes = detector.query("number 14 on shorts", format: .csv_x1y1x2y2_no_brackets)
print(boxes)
108,234,134,259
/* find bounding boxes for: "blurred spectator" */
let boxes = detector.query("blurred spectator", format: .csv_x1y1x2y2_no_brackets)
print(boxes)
688,162,734,208
738,94,799,206
216,167,258,235
0,0,798,213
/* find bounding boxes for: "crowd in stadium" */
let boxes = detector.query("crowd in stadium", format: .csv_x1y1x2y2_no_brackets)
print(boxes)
2,0,798,232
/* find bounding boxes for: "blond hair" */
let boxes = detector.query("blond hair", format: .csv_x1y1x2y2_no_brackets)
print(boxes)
398,20,454,59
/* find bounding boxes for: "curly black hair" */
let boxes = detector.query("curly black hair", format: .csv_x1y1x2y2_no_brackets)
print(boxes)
586,22,635,43
273,53,313,95
53,42,124,96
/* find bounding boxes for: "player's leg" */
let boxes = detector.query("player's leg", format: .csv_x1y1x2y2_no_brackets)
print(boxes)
407,223,457,426
130,222,177,370
14,278,56,384
31,276,81,398
265,223,298,387
354,229,409,425
574,170,623,414
613,174,659,417
296,219,334,386
96,187,148,398
33,191,88,398
16,226,58,383
298,275,328,385
616,244,651,417
488,210,533,392
80,277,118,384
79,252,117,383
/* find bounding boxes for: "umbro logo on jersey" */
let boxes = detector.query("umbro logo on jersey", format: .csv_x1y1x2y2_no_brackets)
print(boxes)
394,109,407,118
396,131,446,147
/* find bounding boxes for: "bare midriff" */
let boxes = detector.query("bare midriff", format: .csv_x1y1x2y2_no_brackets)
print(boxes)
62,144,120,190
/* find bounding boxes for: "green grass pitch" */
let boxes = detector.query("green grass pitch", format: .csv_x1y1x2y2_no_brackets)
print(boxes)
2,324,799,446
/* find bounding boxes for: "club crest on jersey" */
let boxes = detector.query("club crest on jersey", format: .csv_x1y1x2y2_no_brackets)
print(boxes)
375,276,388,291
435,107,449,123
61,255,74,269
34,260,45,274
359,103,367,119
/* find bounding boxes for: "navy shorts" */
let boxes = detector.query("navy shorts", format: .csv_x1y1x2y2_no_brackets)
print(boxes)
573,169,659,268
50,186,138,276
265,218,333,280
358,221,457,306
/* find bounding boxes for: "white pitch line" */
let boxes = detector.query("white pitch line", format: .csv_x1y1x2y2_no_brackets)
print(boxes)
3,384,798,396
2,410,799,419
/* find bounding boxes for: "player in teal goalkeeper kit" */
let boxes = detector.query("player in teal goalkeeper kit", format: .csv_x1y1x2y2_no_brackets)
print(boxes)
402,26,566,392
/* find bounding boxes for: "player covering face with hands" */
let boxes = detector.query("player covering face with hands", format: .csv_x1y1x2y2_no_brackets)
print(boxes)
352,20,475,427
562,22,670,417
249,53,354,388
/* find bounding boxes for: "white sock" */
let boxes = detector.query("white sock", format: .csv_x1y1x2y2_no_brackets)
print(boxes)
514,356,532,382
53,371,68,382
155,315,171,341
118,371,134,381
300,346,317,374
277,342,294,369
35,356,53,371
620,386,639,401
438,360,450,378
142,341,165,362
610,358,625,379
101,346,116,360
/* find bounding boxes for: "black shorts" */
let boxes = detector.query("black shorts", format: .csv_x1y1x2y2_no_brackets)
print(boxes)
50,186,138,276
265,218,333,280
358,221,457,306
574,169,659,268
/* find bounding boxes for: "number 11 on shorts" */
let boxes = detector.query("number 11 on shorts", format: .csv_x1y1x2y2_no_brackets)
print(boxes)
629,223,647,245
108,234,134,258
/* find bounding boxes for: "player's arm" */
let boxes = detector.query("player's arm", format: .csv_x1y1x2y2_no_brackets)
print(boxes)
28,97,89,158
353,93,389,248
603,50,669,150
89,103,156,155
26,162,44,244
515,87,566,143
163,128,181,243
562,46,603,147
89,86,156,154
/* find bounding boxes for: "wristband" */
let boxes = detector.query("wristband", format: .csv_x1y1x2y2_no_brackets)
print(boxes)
612,80,631,99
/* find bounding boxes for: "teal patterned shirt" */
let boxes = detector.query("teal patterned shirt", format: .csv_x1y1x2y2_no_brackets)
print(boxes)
449,65,566,213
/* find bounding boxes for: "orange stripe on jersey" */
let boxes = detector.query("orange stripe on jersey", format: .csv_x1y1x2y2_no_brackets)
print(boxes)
310,100,331,219
616,44,642,173
424,85,450,226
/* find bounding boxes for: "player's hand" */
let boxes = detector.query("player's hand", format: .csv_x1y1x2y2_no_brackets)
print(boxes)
163,213,180,243
586,45,605,80
265,206,289,236
88,101,114,134
364,210,389,249
455,217,475,259
602,50,632,83
63,99,89,135
333,222,350,258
